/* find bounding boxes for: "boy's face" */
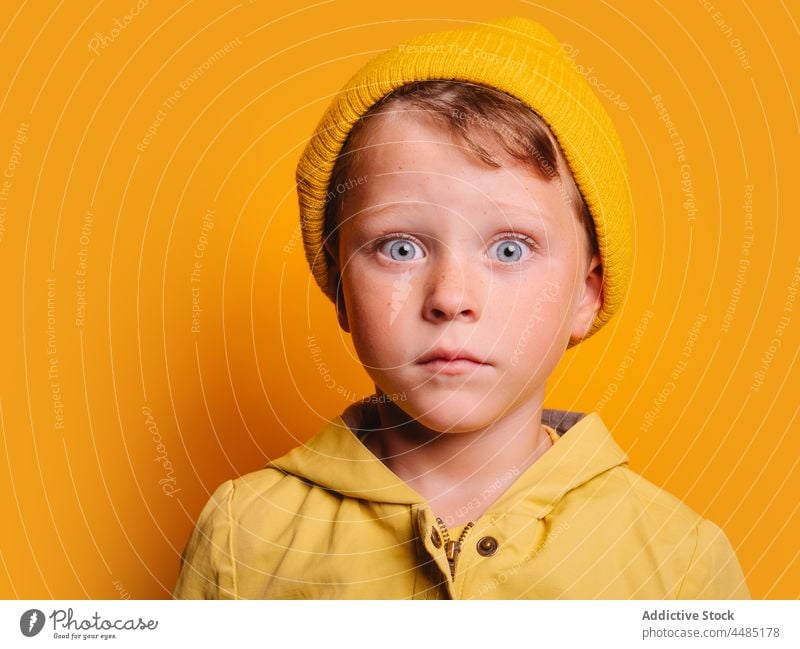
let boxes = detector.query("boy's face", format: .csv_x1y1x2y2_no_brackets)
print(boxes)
326,109,602,433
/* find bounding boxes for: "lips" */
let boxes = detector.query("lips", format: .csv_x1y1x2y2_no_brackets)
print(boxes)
416,348,487,366
416,349,488,376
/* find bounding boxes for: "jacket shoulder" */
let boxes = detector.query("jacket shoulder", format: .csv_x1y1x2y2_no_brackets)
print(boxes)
231,464,327,507
173,467,327,600
613,466,705,529
600,466,750,598
173,479,238,600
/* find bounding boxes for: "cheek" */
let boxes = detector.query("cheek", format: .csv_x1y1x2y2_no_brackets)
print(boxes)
495,277,574,340
341,271,397,355
495,273,561,309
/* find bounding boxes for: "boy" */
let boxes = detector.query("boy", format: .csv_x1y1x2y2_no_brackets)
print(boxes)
173,17,749,599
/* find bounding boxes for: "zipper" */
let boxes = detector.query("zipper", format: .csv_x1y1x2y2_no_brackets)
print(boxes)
435,517,475,582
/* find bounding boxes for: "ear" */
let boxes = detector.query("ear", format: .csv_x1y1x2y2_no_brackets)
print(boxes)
324,239,350,333
569,252,603,342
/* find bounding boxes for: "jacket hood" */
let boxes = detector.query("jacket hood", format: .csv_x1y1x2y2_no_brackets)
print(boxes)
266,403,629,517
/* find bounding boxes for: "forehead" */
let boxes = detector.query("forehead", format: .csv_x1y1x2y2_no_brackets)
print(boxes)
348,108,475,173
340,110,577,229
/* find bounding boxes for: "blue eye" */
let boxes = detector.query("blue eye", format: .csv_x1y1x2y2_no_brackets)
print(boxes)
379,238,423,261
491,239,529,263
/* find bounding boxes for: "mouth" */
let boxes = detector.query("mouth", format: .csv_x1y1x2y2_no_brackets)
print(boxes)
416,348,488,375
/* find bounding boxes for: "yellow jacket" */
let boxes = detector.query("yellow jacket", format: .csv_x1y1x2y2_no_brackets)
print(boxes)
173,407,749,599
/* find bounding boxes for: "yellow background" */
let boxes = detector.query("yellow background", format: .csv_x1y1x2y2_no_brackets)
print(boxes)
0,0,797,599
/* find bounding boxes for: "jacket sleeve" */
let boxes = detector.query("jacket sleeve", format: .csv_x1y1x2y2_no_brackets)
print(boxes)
172,480,237,599
678,519,750,599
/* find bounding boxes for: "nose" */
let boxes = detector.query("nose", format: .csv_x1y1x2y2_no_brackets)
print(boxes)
422,251,481,323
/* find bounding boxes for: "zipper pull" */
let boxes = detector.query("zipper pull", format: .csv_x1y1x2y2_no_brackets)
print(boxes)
436,517,474,582
444,540,461,580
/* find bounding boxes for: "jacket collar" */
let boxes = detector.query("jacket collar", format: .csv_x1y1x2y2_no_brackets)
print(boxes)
266,403,629,515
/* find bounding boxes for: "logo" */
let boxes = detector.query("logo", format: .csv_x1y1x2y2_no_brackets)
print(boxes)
20,609,45,637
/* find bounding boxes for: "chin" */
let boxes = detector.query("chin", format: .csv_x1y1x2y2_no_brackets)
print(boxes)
401,394,498,433
417,412,496,434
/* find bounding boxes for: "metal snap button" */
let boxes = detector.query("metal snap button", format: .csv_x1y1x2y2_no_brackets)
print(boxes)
476,535,498,556
430,527,442,548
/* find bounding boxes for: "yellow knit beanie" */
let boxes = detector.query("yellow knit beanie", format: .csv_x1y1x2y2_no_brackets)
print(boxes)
296,16,633,346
